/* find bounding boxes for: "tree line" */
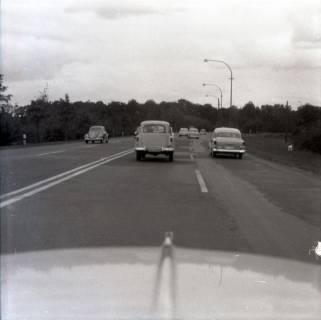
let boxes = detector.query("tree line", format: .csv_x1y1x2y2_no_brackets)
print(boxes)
1,75,320,153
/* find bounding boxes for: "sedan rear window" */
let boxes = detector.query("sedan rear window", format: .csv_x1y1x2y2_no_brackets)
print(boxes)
142,124,166,133
89,127,103,133
216,132,241,138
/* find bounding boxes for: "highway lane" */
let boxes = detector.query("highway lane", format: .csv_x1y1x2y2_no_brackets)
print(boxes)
0,137,133,194
1,135,320,264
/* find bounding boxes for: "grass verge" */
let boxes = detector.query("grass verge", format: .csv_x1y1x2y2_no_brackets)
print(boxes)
244,133,321,176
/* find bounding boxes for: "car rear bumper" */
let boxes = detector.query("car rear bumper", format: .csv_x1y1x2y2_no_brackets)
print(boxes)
85,138,102,142
135,147,175,154
135,147,174,152
212,148,245,153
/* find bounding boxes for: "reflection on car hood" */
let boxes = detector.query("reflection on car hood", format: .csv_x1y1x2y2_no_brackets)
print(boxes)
1,246,320,319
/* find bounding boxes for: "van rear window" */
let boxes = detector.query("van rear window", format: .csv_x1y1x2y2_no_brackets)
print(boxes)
142,124,166,133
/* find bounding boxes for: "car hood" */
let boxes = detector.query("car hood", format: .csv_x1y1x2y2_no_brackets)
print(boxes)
1,246,320,319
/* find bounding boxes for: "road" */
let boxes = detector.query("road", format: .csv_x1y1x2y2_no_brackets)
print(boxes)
1,136,320,263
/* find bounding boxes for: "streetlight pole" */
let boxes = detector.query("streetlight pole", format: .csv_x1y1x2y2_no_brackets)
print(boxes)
204,59,233,108
205,94,220,109
202,83,223,108
205,94,221,126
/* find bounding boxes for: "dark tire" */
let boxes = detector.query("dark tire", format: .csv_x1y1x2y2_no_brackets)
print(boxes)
100,139,103,144
136,151,141,161
106,138,109,143
169,152,174,162
85,140,88,144
238,154,243,159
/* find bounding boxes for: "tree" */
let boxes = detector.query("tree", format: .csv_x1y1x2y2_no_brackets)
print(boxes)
0,75,18,145
0,74,12,113
26,87,49,142
57,94,75,140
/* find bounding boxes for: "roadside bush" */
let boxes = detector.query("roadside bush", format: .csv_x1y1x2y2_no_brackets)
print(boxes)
293,121,321,154
293,105,321,154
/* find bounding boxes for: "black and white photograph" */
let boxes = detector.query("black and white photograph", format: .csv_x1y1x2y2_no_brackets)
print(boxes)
0,0,320,319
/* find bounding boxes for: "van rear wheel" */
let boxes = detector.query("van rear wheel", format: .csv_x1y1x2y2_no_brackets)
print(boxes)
136,151,141,161
169,152,174,162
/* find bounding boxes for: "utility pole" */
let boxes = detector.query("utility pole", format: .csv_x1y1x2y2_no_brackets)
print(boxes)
285,100,289,143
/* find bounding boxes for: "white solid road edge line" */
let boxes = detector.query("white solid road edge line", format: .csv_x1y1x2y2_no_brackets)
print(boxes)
0,149,133,202
0,149,133,208
195,169,208,193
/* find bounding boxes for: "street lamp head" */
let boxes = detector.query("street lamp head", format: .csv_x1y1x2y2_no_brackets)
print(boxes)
202,83,206,86
204,59,208,63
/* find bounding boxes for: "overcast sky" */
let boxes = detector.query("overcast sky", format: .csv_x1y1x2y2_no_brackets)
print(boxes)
1,0,320,107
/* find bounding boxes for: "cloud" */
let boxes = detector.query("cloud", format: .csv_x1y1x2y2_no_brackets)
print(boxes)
2,34,74,82
65,3,161,20
290,7,321,49
2,0,321,106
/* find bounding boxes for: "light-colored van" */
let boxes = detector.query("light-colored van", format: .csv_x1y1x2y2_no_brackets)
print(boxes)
135,120,175,161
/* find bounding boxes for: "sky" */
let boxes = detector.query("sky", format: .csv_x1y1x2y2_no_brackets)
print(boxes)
1,0,320,108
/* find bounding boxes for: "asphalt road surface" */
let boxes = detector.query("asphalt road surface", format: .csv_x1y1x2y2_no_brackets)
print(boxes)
1,136,320,263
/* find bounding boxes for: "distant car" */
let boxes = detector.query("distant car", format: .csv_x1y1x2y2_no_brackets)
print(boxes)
188,128,200,139
200,129,207,135
209,127,245,159
178,128,189,137
84,126,109,144
135,120,175,161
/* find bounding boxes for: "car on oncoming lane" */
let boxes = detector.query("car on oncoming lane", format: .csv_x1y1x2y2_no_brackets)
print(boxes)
188,128,200,139
178,128,189,137
200,129,207,135
135,120,175,161
209,127,245,159
84,126,109,144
